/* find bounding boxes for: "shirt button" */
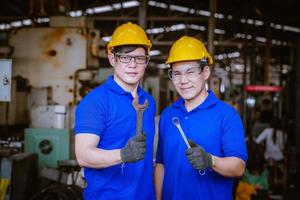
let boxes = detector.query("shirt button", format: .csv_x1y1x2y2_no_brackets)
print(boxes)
185,116,188,120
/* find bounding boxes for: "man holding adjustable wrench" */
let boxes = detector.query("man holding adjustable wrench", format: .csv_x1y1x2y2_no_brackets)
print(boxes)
154,36,248,200
74,22,156,200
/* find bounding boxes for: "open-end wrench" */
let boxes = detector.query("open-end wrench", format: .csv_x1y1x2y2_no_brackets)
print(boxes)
132,96,148,135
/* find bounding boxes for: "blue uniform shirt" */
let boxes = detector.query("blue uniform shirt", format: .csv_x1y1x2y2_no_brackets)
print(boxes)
75,76,156,200
156,90,247,200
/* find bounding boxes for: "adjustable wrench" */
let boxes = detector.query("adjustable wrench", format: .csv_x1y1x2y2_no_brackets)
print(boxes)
132,96,148,135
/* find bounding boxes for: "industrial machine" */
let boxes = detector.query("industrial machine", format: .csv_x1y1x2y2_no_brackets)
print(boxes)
0,153,38,200
24,128,70,168
9,16,100,106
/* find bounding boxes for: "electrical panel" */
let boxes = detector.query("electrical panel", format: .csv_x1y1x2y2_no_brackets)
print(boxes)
0,59,12,102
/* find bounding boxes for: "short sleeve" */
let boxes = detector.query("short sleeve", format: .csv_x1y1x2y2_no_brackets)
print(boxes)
221,111,248,162
74,91,107,136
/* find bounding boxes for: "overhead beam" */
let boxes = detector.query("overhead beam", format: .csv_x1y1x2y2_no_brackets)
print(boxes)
152,40,293,47
90,16,207,22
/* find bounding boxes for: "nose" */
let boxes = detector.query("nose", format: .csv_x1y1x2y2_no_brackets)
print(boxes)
179,73,188,84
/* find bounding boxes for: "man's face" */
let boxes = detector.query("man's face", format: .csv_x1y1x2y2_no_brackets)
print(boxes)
109,47,148,89
169,61,210,102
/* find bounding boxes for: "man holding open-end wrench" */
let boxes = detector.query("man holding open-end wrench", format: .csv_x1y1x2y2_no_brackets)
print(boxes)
75,22,156,200
154,36,248,200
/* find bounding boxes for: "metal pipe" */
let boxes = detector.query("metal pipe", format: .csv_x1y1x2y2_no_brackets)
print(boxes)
138,0,147,29
208,0,216,56
73,68,99,105
264,24,271,85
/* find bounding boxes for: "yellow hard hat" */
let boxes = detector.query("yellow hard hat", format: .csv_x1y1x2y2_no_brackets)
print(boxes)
107,22,152,52
166,36,213,65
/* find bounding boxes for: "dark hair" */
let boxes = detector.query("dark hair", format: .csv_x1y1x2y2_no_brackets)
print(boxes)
262,98,271,107
271,118,282,143
112,45,148,55
246,138,265,173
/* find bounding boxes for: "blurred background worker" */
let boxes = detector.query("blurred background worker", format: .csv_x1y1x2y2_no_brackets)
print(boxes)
256,117,286,163
255,117,287,189
74,22,156,200
154,36,248,200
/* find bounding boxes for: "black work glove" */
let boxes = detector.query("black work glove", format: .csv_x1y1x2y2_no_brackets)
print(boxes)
185,140,212,170
120,133,146,163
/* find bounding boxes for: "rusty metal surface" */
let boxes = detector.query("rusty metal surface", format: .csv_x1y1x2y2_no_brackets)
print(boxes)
9,27,93,105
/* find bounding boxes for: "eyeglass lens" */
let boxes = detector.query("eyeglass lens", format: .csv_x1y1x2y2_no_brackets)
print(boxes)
115,54,149,64
168,66,202,81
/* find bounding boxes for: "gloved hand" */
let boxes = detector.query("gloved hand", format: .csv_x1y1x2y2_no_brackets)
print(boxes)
120,133,146,163
185,140,212,170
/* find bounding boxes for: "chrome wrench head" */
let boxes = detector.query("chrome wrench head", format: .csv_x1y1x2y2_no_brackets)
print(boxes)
172,117,191,148
172,117,180,128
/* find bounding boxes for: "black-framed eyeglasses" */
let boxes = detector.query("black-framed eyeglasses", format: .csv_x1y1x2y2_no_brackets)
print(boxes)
114,53,150,65
168,66,203,81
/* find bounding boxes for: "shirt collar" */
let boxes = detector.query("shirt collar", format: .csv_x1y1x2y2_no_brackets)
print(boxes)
106,76,146,99
173,90,218,111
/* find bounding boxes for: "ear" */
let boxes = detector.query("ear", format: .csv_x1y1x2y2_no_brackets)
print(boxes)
203,66,211,80
108,52,116,67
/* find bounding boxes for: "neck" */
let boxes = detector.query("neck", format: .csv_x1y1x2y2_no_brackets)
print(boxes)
113,76,139,97
185,90,208,112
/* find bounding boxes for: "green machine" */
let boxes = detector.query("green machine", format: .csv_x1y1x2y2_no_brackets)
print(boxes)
24,128,70,168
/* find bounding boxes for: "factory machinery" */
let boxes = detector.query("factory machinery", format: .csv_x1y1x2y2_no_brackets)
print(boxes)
0,16,101,200
0,16,177,200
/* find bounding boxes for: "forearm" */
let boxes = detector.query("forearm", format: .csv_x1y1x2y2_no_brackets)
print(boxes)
154,163,164,200
211,156,245,177
76,147,122,169
75,133,122,169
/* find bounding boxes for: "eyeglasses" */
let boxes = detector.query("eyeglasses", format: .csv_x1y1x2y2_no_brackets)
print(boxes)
114,53,150,65
168,66,203,82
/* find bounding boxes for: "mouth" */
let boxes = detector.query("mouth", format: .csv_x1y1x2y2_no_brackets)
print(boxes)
180,86,193,91
126,72,138,77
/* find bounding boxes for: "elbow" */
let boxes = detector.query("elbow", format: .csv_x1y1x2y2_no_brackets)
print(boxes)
75,148,89,167
76,157,86,167
235,161,246,177
236,167,245,177
75,152,89,167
